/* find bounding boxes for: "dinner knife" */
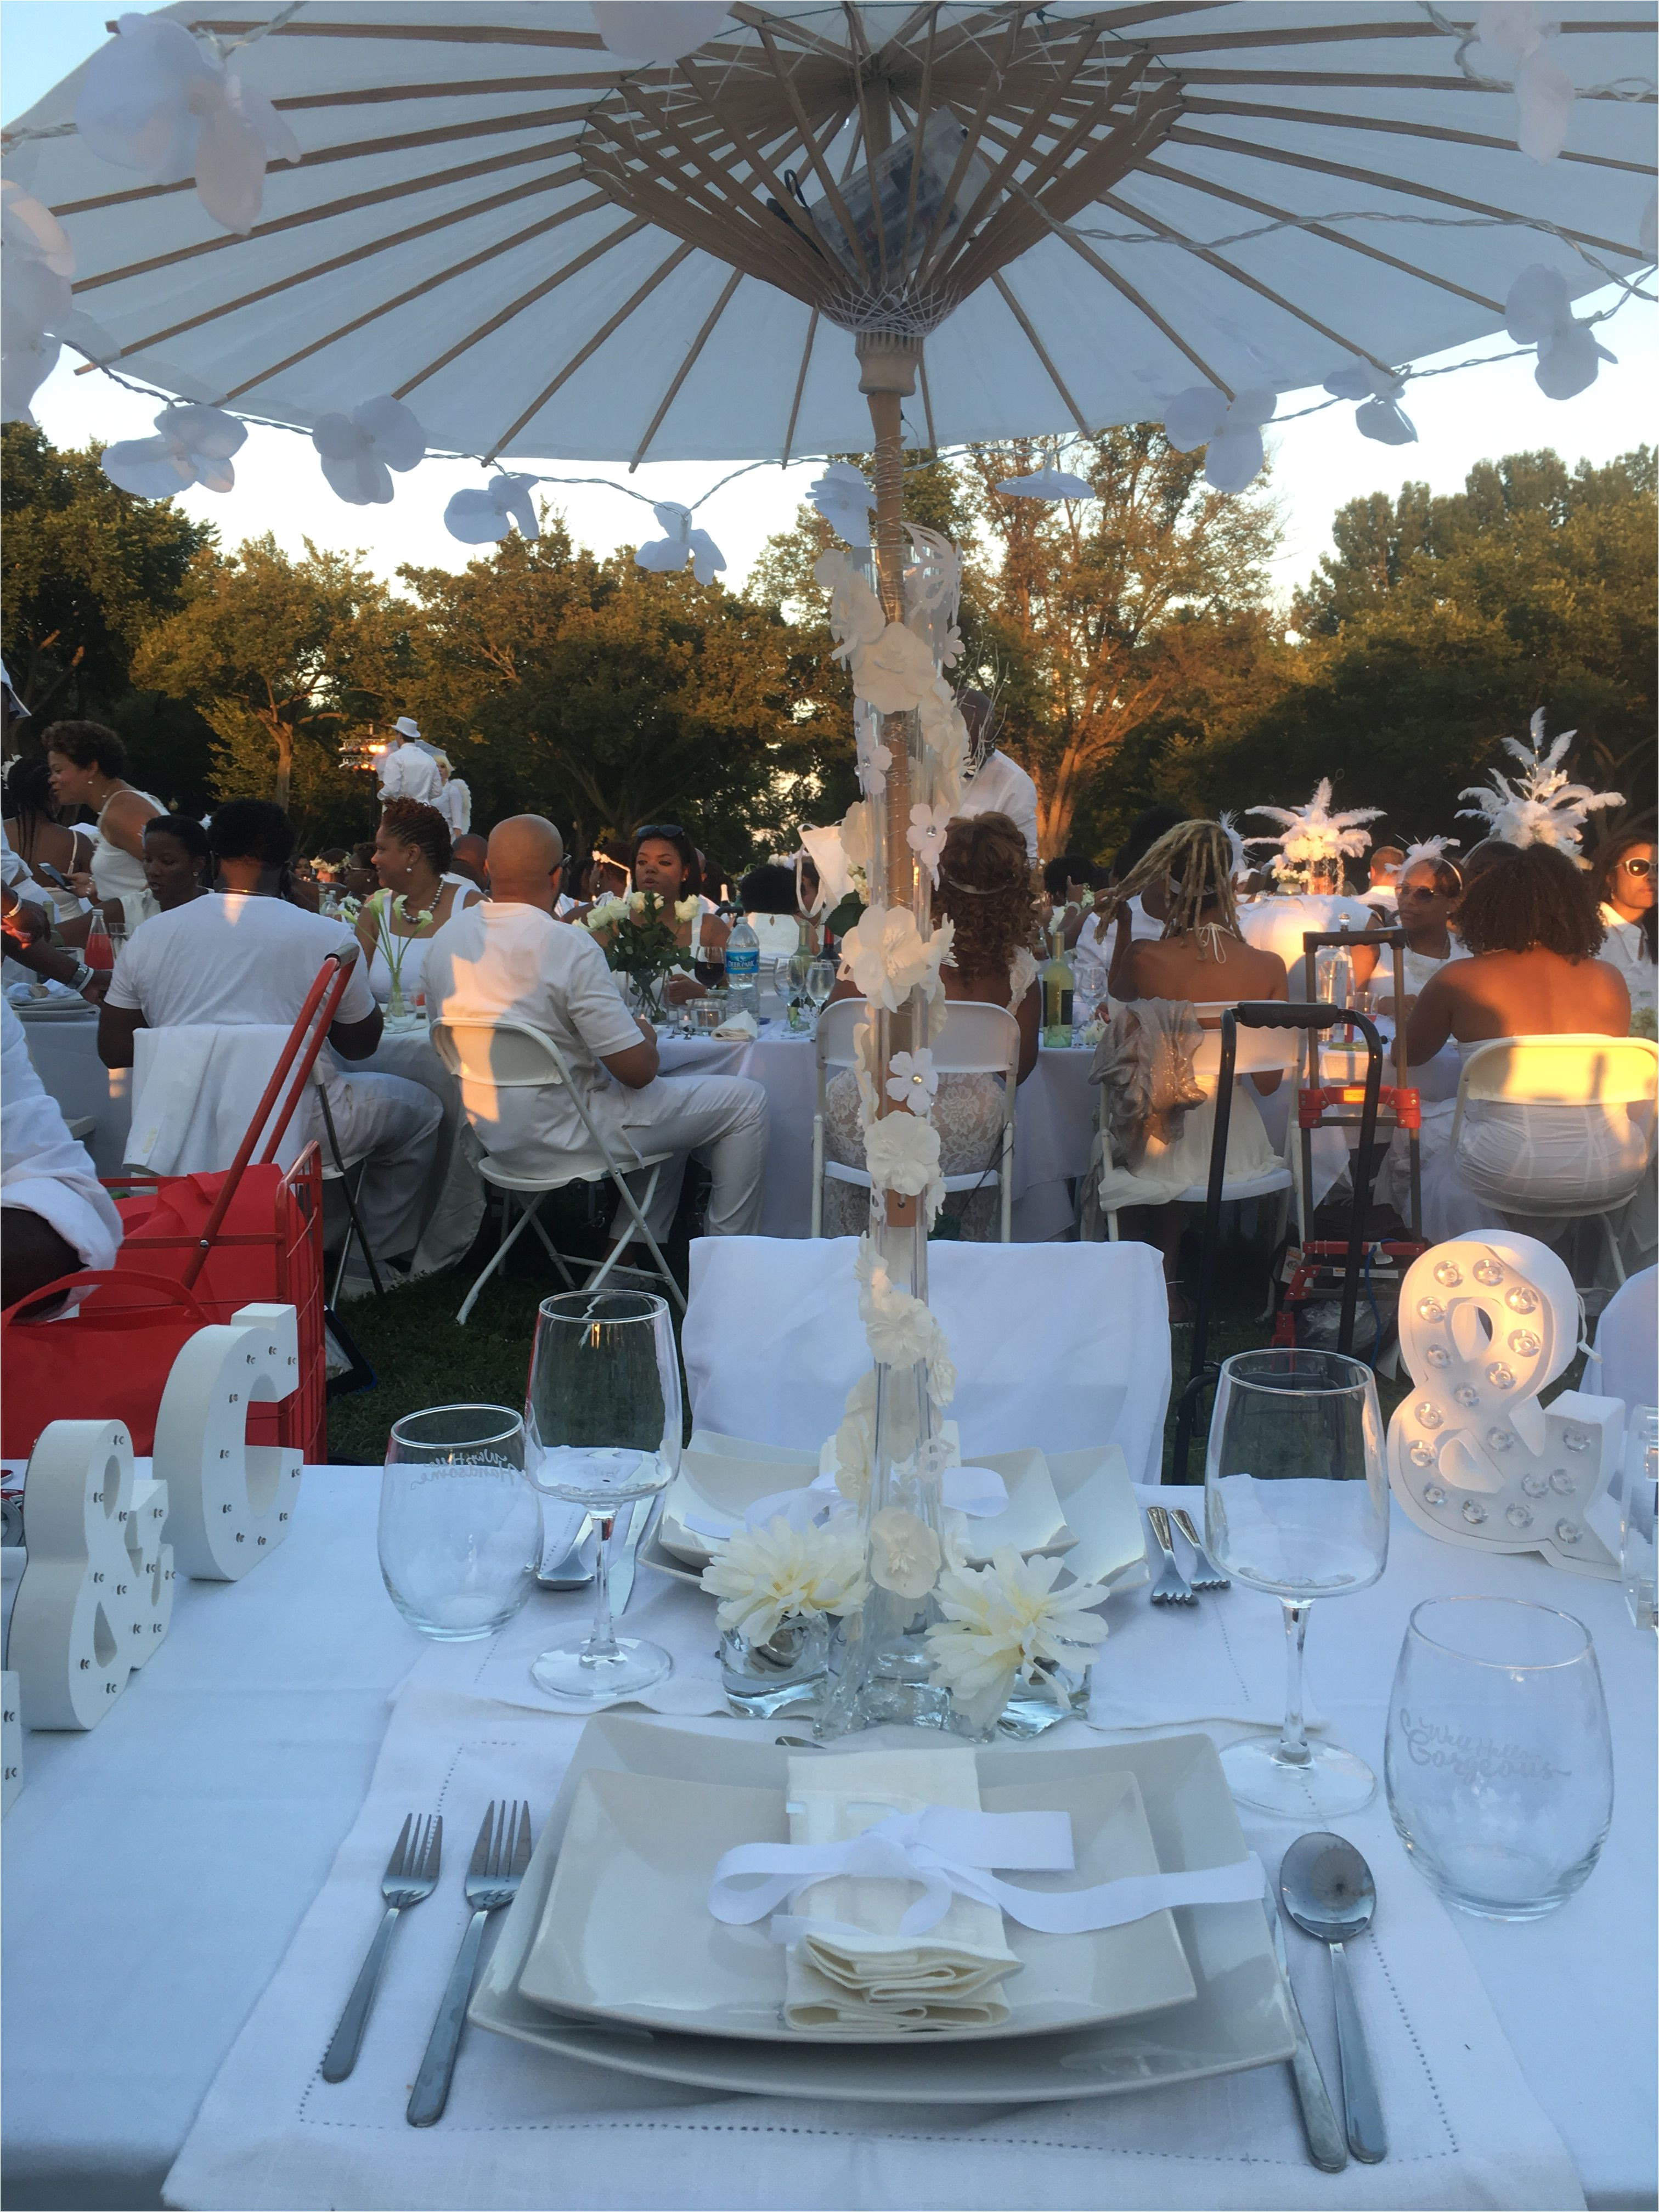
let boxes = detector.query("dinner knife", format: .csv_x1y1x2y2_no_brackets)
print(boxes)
606,1493,658,1617
1266,1884,1348,2172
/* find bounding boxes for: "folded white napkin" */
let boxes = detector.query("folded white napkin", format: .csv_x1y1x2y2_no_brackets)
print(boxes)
782,1747,1020,2035
713,1008,759,1040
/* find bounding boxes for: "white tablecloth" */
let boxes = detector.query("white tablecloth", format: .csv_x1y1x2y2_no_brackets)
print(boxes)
659,1026,1096,1242
2,1471,1652,2211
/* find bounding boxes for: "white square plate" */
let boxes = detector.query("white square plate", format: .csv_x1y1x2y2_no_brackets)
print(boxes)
471,1720,1293,2104
515,1759,1194,2041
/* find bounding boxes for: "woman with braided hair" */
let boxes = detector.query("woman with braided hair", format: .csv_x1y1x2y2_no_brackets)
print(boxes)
1087,820,1289,1321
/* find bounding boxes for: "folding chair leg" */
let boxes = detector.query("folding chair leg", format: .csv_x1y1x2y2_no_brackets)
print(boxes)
317,1085,385,1301
810,1115,825,1238
456,1189,544,1324
1599,1209,1629,1290
1000,1125,1014,1243
1261,1188,1290,1321
1105,1209,1120,1243
595,1165,686,1315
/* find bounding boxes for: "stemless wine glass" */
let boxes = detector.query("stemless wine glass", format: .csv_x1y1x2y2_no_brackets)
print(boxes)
1204,1347,1390,1816
524,1290,682,1698
1385,1598,1612,1918
379,1405,540,1639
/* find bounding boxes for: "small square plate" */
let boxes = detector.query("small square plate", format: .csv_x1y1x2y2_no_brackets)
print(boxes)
515,1759,1194,2041
471,1720,1293,2104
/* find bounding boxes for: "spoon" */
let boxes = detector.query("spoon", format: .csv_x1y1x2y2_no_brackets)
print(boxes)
1279,1832,1386,2164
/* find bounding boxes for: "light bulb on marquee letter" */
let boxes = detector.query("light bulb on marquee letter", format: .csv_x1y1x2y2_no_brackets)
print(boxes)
1387,1235,1621,1575
154,1302,303,1582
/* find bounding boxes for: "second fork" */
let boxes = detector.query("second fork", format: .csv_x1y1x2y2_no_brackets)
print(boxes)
1146,1506,1197,1606
322,1810,442,2083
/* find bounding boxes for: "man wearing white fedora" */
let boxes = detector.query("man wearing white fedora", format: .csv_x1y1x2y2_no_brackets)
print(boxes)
377,717,443,809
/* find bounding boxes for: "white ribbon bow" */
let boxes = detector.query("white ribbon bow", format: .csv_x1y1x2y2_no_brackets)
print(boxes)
709,1804,1265,1939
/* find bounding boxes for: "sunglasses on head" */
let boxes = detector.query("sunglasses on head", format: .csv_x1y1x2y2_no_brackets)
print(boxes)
635,824,685,841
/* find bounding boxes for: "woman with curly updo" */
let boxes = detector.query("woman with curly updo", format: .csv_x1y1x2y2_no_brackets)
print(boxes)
823,811,1041,1239
353,797,480,1009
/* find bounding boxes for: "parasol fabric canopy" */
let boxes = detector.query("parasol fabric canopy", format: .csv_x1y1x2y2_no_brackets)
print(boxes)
2,1,1652,468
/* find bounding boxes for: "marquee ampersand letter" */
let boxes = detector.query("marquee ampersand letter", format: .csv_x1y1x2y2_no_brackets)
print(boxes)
1387,1235,1621,1575
119,1474,174,1667
154,1303,303,1582
8,1420,142,1730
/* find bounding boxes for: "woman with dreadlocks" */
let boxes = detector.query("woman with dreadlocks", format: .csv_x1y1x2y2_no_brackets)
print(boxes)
1087,820,1289,1322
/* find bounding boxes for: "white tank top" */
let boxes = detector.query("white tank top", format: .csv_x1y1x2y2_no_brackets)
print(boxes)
91,788,163,929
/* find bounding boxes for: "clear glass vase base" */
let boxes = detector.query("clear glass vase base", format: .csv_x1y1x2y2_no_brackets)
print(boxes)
1221,1734,1376,1818
531,1637,672,1700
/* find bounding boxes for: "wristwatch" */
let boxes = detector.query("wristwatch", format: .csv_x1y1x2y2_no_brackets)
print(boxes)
69,958,93,990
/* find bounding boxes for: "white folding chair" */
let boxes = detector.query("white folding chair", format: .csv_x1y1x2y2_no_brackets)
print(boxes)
1448,1035,1658,1289
430,1016,686,1322
810,998,1022,1240
310,1074,387,1303
1593,1263,1657,1411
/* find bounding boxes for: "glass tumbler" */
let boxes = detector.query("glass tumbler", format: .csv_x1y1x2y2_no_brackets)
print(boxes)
1385,1596,1613,1920
379,1405,540,1639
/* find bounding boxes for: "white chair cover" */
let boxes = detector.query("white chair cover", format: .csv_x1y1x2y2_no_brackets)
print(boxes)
126,1024,313,1175
683,1235,1171,1482
1594,1265,1658,1413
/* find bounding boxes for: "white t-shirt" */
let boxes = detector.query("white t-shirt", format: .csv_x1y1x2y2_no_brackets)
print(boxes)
421,900,646,1168
379,742,443,808
106,892,376,1030
1,997,122,1271
1599,905,1657,1018
958,749,1040,862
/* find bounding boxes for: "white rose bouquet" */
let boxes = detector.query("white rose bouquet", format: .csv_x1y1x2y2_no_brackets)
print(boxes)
580,888,696,1020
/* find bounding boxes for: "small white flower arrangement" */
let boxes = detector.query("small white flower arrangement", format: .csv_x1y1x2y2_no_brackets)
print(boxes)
926,1549,1111,1734
699,1514,870,1645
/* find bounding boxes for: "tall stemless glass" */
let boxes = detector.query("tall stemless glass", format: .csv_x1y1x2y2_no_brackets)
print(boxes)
379,1405,539,1639
524,1290,682,1699
1204,1347,1390,1817
1385,1597,1612,1919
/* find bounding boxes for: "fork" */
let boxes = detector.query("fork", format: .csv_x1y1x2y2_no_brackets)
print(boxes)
321,1812,442,2083
1171,1506,1230,1591
407,1801,533,2127
1146,1506,1197,1606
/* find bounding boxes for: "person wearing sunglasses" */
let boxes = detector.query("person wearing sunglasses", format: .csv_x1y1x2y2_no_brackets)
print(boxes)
1590,830,1657,1023
1352,848,1466,1018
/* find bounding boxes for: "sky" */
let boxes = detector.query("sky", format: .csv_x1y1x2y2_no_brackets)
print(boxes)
5,1,1656,607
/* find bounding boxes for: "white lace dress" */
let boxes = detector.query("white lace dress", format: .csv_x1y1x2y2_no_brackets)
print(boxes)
821,950,1037,1239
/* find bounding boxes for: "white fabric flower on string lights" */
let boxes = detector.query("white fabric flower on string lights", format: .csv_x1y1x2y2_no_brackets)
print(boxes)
808,461,877,549
1163,386,1277,493
443,472,540,545
101,402,247,497
839,904,952,1011
1464,3,1577,163
312,397,426,506
1458,709,1623,853
906,800,951,885
1504,266,1616,400
993,465,1096,501
1323,361,1418,446
1245,778,1383,878
636,501,725,584
75,10,301,236
853,620,939,714
855,1238,953,1395
590,2,731,66
885,1048,939,1114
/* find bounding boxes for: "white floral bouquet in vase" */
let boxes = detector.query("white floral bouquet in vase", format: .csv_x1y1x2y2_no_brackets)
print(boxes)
581,889,701,1023
363,888,432,1024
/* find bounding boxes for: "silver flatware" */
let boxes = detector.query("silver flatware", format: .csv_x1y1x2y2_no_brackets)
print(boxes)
1265,1880,1347,2171
321,1812,442,2083
1171,1505,1230,1590
1280,1832,1386,2164
1146,1506,1197,1606
407,1801,532,2126
607,1493,661,1617
538,1515,594,1590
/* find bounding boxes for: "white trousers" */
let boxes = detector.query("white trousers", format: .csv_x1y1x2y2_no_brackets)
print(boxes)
619,1071,769,1240
324,1069,444,1267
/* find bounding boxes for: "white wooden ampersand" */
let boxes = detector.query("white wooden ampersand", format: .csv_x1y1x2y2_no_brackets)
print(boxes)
1387,1234,1621,1576
2,1670,20,1815
154,1302,303,1581
121,1474,174,1666
8,1420,151,1729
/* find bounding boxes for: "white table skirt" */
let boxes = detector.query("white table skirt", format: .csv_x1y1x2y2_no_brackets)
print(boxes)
2,1470,1652,2212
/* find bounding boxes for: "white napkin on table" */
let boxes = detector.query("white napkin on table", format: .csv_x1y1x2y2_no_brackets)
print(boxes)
713,1007,759,1041
782,1747,1019,2035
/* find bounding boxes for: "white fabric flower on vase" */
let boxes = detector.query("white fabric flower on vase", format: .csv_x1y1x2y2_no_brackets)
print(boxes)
864,1109,943,1198
886,1048,939,1114
1465,3,1576,162
839,904,951,1012
993,466,1096,501
75,10,301,235
591,2,730,66
853,620,938,714
101,402,247,496
1322,360,1417,447
1163,385,1277,493
868,1508,943,1602
1505,266,1616,400
636,501,725,585
808,461,877,549
312,396,426,506
926,1547,1110,1732
444,472,540,545
856,722,892,798
817,552,886,663
906,802,951,885
699,1513,869,1644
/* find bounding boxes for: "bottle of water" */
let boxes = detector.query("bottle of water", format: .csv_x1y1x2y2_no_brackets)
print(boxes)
725,904,761,1022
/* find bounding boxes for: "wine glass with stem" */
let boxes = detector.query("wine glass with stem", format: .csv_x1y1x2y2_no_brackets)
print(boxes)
523,1289,682,1699
1204,1346,1390,1816
804,957,836,1027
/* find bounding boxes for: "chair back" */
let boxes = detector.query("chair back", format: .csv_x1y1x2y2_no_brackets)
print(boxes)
1594,1264,1658,1412
430,1015,572,1091
929,1000,1020,1080
1456,1035,1658,1108
1189,1003,1299,1084
814,997,864,1074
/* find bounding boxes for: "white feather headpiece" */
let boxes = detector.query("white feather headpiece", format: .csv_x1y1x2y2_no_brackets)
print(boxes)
1218,811,1250,882
1457,709,1623,854
1244,779,1384,881
1400,834,1460,876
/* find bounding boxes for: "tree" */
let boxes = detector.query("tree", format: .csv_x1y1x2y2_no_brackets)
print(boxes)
134,535,416,839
